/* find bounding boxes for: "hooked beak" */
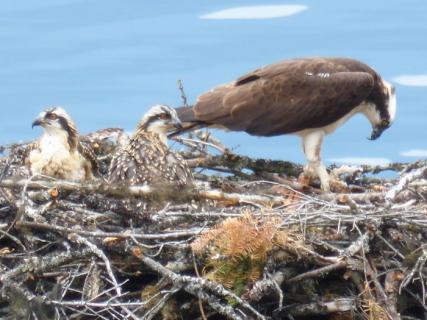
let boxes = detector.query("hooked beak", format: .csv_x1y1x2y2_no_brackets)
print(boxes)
173,119,183,131
170,117,182,131
32,117,44,128
368,121,390,141
167,118,183,138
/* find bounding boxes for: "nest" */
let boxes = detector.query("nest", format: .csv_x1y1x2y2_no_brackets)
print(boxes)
0,129,426,320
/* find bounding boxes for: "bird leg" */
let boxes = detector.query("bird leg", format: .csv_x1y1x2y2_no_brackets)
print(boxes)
301,131,330,192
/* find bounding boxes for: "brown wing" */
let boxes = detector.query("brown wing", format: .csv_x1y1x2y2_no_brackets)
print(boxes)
108,148,140,185
78,141,100,176
192,58,376,136
6,141,39,178
23,141,40,168
164,151,193,186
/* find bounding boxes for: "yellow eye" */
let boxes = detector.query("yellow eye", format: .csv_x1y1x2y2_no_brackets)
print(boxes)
381,119,390,127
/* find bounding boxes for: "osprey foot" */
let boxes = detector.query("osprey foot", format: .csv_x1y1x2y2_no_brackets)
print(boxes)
298,172,312,188
298,172,329,191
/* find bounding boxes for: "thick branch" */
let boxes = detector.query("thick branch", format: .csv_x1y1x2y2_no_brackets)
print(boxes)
286,230,373,284
0,249,92,281
386,165,427,202
16,221,202,240
187,154,303,177
0,178,287,206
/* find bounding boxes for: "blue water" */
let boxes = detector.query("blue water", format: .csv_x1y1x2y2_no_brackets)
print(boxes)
1,1,426,165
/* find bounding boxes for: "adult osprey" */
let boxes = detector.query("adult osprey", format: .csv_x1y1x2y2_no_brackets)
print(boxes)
174,57,396,191
108,105,193,187
27,107,99,181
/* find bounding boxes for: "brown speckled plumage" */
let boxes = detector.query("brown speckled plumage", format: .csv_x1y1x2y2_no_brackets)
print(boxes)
108,105,193,187
78,141,100,178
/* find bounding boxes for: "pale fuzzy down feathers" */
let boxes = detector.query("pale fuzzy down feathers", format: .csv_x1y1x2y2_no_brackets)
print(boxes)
28,106,99,181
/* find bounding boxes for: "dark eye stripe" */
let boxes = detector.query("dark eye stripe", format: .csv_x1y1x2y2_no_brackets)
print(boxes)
158,113,171,120
46,112,58,120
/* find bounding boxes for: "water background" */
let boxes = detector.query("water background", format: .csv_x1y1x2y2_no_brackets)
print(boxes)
1,0,426,165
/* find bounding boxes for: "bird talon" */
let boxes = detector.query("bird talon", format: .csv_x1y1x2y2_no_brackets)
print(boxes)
298,173,312,187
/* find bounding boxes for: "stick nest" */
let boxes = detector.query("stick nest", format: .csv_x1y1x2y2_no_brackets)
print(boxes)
0,128,426,320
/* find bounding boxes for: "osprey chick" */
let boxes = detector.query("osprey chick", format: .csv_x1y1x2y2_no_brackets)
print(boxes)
28,107,99,181
173,57,396,191
108,105,193,187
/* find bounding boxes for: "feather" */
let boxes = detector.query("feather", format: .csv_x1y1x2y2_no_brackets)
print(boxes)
78,141,100,176
27,107,99,181
172,57,395,192
190,58,378,136
108,131,193,187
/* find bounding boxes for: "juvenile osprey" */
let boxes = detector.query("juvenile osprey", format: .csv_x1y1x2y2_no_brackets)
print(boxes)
28,107,99,181
108,105,193,187
173,57,396,191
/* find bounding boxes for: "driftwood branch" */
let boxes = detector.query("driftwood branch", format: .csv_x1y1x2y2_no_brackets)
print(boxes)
16,220,202,240
386,164,427,202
